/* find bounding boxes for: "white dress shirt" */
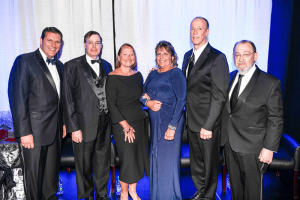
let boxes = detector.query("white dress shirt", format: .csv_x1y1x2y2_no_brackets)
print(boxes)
86,54,100,77
39,48,60,98
186,42,208,77
229,64,256,99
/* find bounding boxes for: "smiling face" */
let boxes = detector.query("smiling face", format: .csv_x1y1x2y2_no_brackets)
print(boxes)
233,42,258,74
118,45,136,68
190,18,209,50
84,34,102,60
156,47,173,69
40,32,61,58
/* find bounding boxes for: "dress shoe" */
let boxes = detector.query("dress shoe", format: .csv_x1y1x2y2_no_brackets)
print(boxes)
187,190,202,200
85,197,94,200
96,195,109,200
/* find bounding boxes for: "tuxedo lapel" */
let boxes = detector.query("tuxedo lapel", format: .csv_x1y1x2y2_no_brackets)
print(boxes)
188,44,210,81
81,56,99,98
231,67,260,114
225,71,238,113
34,49,58,95
183,50,193,77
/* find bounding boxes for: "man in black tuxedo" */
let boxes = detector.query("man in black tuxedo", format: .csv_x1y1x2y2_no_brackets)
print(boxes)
182,17,229,200
62,31,112,200
221,40,283,200
8,27,66,200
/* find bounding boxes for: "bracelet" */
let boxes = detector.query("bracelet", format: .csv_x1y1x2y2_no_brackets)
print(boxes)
168,124,177,131
145,99,150,107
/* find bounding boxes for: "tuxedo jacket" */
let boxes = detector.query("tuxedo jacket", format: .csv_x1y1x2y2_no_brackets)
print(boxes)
182,43,229,133
8,49,64,146
221,67,283,154
62,55,112,143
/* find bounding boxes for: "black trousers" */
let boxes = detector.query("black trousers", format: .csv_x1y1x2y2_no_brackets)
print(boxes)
188,127,219,200
73,112,111,199
19,132,61,200
224,141,266,200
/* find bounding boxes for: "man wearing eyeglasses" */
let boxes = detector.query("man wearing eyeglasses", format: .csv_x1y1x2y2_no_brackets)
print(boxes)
221,40,283,200
62,31,112,200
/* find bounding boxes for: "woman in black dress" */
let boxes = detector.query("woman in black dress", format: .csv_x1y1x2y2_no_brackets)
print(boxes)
106,43,149,200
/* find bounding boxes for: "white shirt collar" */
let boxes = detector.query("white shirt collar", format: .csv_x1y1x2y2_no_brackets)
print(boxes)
193,42,208,64
238,64,256,78
39,48,54,64
86,54,99,67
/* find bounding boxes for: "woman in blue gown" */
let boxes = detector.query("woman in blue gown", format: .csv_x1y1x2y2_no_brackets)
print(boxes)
140,41,187,200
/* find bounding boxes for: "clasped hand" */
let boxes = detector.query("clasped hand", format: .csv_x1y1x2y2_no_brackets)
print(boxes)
72,130,83,143
164,128,175,141
200,128,212,140
142,93,162,112
258,148,273,165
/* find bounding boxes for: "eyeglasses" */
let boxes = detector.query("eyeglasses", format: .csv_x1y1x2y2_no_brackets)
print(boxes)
234,52,255,59
87,42,101,46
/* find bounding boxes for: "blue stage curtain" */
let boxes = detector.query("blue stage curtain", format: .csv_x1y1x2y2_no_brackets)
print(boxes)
268,0,300,141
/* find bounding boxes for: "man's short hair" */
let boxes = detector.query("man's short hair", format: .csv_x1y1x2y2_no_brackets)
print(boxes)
41,27,63,41
191,17,209,29
233,40,257,53
84,31,102,44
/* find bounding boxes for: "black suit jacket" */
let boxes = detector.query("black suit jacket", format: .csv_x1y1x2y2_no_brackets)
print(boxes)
62,55,112,142
221,67,283,154
8,49,64,146
182,43,229,133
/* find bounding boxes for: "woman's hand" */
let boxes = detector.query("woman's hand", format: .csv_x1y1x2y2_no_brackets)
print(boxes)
119,120,136,143
147,100,162,111
142,93,150,100
164,128,175,141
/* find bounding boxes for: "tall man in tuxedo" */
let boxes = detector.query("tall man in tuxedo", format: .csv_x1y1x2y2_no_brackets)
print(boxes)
221,40,283,200
62,31,112,200
182,17,229,200
8,27,66,200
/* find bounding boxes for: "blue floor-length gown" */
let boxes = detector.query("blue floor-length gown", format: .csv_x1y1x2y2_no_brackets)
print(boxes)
140,68,187,200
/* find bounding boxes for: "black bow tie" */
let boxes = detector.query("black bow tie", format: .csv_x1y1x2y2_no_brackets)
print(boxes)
91,60,101,64
46,57,56,65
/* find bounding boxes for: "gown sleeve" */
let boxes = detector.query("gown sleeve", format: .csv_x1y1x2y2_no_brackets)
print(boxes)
169,69,187,128
140,71,154,106
105,76,126,124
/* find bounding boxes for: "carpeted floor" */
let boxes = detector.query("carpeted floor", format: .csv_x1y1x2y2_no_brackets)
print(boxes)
57,166,299,200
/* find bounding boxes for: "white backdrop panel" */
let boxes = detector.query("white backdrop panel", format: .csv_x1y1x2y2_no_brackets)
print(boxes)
0,0,114,111
114,0,272,81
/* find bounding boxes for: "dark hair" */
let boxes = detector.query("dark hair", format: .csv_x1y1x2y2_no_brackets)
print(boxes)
84,31,102,44
155,41,178,67
191,17,209,29
116,43,137,70
233,40,257,53
41,27,63,41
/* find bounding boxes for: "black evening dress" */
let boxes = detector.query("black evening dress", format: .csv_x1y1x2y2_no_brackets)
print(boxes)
106,72,150,183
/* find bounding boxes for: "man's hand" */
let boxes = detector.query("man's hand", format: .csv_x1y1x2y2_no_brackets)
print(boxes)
147,100,162,112
258,148,273,165
200,128,212,140
21,134,34,149
62,125,67,138
72,130,83,143
164,128,175,141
